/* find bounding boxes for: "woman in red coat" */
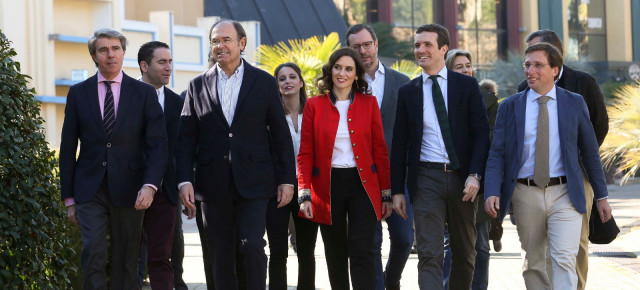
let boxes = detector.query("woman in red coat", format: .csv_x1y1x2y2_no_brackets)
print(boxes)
297,47,392,289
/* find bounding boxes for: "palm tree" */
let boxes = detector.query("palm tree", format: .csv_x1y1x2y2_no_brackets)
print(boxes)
390,59,421,79
600,81,640,184
255,33,341,97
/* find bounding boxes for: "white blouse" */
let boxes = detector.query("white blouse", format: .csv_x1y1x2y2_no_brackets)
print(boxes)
331,100,356,168
286,113,303,175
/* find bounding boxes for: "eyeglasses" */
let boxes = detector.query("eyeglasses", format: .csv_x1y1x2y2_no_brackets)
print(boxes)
522,62,549,70
211,37,236,47
351,41,374,51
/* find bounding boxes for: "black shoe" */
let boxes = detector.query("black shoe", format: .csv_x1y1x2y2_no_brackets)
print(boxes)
493,240,502,252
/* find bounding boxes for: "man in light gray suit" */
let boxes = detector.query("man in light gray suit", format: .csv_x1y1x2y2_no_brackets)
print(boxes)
346,24,412,290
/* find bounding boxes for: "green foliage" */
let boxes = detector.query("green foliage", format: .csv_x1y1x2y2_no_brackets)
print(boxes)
0,30,78,287
600,81,640,184
256,33,341,97
390,59,421,79
477,51,524,97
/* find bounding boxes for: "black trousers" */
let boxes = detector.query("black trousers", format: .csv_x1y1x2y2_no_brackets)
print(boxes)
320,168,377,290
195,200,215,290
172,198,188,290
265,186,319,290
199,176,270,290
76,177,144,290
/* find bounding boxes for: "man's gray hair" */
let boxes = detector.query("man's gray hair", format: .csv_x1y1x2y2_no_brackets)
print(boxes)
88,28,127,56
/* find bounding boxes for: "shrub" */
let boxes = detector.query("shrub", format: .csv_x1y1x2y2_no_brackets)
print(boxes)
0,30,78,287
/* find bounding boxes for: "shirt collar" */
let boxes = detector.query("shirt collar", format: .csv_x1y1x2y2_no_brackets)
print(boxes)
421,65,448,84
375,60,385,76
216,59,245,79
527,85,557,103
98,70,123,83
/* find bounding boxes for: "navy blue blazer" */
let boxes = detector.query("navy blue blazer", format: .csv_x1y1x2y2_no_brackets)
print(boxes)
161,87,184,205
59,73,168,207
176,60,296,201
484,87,608,219
390,70,490,198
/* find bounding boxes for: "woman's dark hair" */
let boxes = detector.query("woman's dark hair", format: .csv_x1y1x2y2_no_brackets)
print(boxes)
274,62,307,114
316,47,369,95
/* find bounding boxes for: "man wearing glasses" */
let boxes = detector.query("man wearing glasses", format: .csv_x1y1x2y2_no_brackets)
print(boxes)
176,19,296,289
485,42,612,289
345,24,412,290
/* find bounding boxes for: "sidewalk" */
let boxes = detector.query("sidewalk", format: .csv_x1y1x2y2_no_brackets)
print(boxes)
177,183,640,289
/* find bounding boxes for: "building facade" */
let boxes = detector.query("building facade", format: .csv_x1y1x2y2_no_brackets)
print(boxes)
0,0,259,149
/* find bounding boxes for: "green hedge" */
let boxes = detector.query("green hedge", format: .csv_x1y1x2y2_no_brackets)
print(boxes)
0,30,81,288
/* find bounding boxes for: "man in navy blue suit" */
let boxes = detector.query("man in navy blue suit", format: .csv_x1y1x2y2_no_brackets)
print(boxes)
176,19,296,290
484,42,612,289
391,24,490,290
60,28,167,289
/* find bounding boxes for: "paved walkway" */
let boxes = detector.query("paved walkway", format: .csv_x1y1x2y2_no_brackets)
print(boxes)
173,183,640,289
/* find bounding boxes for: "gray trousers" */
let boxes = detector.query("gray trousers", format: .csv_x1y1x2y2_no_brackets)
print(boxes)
413,166,477,290
76,179,145,290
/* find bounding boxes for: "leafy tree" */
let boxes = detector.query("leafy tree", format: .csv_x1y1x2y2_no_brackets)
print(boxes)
0,30,77,287
256,33,341,97
370,22,414,60
600,81,640,184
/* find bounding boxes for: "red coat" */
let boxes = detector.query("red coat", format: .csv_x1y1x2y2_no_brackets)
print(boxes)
297,92,391,225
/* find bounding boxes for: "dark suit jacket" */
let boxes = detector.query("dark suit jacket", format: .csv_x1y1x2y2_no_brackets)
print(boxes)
380,64,411,155
161,87,184,205
176,60,296,201
390,70,491,198
59,73,168,207
517,65,608,146
485,87,608,219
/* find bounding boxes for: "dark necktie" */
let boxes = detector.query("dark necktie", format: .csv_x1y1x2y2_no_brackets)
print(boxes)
103,81,115,139
429,75,459,170
534,95,550,189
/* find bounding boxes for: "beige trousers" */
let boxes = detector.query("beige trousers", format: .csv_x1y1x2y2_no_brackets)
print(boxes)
512,182,583,290
577,175,594,290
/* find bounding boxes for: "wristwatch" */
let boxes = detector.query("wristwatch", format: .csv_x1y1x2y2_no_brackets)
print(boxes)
469,173,482,181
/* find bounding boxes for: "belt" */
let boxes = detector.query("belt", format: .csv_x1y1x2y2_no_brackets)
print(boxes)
418,161,456,173
517,176,566,188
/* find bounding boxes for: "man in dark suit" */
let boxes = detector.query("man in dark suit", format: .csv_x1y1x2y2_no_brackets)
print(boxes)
176,20,296,290
345,24,412,290
391,24,490,290
516,29,608,290
59,28,167,289
485,42,612,289
136,41,186,290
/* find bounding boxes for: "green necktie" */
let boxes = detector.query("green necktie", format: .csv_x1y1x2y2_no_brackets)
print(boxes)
429,75,459,170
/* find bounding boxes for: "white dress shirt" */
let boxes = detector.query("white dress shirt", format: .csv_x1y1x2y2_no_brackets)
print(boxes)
216,61,245,125
332,100,357,168
156,86,165,111
419,66,450,163
365,61,386,108
518,85,566,179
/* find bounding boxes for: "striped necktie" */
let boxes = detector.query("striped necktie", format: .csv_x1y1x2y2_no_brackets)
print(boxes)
103,81,115,139
429,74,459,170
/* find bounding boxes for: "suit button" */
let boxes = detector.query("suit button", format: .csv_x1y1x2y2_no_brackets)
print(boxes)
350,130,354,134
223,155,229,160
102,162,107,166
348,118,352,122
355,156,359,159
359,168,363,171
229,133,233,137
106,143,111,147
362,180,367,184
352,143,356,147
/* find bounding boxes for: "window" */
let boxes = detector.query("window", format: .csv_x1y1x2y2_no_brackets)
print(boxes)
456,0,506,64
567,0,607,61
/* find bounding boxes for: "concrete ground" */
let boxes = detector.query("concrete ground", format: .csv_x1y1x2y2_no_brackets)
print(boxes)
167,182,640,289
